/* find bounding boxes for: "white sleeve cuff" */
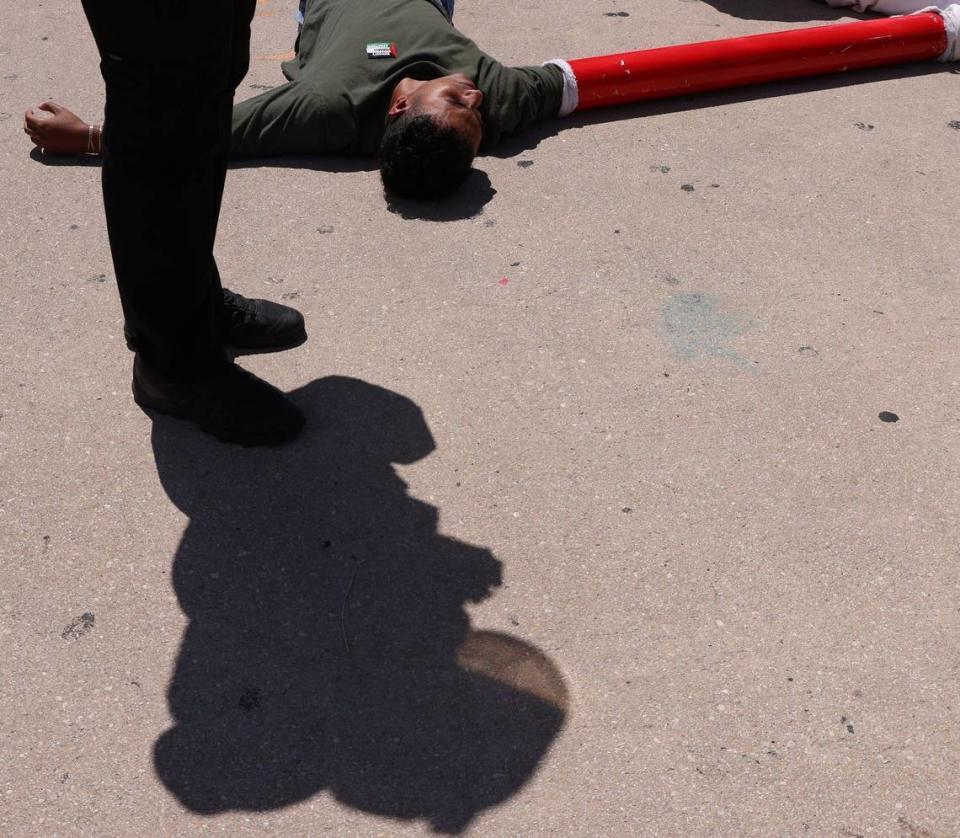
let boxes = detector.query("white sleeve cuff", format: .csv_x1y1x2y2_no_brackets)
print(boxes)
543,58,579,117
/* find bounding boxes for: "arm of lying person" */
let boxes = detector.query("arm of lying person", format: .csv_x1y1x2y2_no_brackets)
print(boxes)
229,80,341,157
24,101,102,155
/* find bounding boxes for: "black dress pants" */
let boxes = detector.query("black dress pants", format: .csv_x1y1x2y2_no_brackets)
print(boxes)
81,0,257,380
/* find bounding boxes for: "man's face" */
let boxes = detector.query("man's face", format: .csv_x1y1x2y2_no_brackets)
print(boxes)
395,74,484,152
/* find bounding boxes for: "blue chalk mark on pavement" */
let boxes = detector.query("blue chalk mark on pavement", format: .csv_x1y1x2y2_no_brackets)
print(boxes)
662,292,754,369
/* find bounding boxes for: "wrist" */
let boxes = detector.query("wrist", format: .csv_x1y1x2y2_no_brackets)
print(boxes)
86,124,103,155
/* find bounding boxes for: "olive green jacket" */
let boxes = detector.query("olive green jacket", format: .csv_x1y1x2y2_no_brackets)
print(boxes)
230,0,564,156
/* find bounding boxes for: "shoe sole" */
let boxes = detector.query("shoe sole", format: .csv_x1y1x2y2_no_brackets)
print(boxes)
132,381,303,448
226,328,308,357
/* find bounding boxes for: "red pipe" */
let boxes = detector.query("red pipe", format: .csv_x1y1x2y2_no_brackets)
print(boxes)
569,12,947,111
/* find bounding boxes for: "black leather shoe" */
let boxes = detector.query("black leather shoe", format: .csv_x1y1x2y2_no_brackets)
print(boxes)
132,356,305,446
219,288,307,354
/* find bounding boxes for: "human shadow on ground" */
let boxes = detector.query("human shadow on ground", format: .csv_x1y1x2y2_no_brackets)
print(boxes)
28,147,102,167
150,376,568,834
28,147,379,174
29,144,494,219
697,0,855,21
229,154,378,174
384,168,496,221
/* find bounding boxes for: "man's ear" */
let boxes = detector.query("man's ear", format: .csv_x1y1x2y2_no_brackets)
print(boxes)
387,95,410,123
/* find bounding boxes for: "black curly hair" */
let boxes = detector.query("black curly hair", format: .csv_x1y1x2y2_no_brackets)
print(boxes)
379,110,475,199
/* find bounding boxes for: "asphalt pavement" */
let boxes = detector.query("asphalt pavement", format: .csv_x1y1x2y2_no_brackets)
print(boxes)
1,1,958,835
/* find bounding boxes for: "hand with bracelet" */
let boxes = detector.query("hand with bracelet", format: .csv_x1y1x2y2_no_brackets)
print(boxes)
23,101,102,155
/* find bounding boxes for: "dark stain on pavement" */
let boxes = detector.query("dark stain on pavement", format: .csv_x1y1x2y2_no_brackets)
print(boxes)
897,815,937,837
604,11,630,16
517,160,534,168
61,612,95,640
681,183,695,192
879,411,899,423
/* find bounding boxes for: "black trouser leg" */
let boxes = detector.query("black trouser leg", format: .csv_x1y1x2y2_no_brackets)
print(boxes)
81,0,256,380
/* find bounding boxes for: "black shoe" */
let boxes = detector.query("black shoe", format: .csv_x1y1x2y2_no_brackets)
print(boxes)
132,356,305,446
219,288,307,354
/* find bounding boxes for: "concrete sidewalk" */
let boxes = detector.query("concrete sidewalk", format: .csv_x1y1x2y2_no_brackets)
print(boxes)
1,1,958,835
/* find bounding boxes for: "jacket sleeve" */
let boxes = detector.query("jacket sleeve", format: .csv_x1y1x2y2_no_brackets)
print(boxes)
478,62,565,147
229,81,334,157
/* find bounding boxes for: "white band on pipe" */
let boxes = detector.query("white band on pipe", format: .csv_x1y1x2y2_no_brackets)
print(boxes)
543,58,579,116
932,4,960,61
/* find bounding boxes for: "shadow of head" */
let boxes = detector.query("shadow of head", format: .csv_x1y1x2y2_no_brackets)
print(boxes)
228,154,379,173
697,0,855,21
150,376,567,834
384,168,496,221
152,376,435,516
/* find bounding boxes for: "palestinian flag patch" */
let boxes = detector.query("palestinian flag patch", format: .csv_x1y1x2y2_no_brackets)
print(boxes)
366,41,398,59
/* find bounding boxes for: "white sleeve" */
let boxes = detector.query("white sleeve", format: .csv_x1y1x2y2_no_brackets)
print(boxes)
824,0,951,13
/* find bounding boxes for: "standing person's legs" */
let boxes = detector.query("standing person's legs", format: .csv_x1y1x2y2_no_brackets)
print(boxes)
80,0,303,445
82,0,242,378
